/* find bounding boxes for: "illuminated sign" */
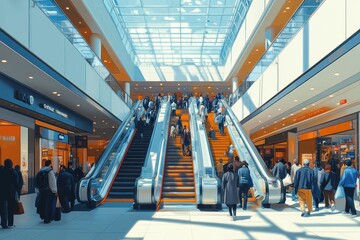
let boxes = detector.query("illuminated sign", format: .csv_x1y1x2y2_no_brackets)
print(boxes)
15,90,34,105
39,103,68,118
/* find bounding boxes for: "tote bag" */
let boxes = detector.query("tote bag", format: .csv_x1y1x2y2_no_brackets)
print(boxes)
334,185,345,199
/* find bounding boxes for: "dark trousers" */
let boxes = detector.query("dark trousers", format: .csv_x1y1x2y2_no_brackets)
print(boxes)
239,184,250,209
226,204,237,216
218,123,224,135
172,109,176,116
0,199,15,227
323,190,335,207
38,190,56,223
344,187,356,215
59,186,73,213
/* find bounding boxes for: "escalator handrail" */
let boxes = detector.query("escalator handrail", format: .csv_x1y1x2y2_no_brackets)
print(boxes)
79,101,142,204
221,99,283,203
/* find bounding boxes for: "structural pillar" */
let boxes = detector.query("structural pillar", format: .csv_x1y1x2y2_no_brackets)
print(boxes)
232,77,238,93
90,33,102,57
265,26,275,50
125,82,131,104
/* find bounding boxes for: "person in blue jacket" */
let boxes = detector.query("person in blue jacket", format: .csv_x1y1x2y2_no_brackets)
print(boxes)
339,160,358,217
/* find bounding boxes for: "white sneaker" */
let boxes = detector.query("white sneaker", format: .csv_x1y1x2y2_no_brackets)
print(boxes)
230,216,233,221
233,215,236,221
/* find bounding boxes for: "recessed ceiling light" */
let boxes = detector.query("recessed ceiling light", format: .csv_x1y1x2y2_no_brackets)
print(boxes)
57,93,61,97
290,113,294,116
282,123,285,126
65,7,70,10
52,91,57,94
337,103,340,105
294,99,298,102
258,120,262,123
286,7,290,9
282,117,286,120
261,127,264,129
112,126,115,128
255,49,259,52
135,84,139,86
274,127,277,130
277,108,281,111
274,121,277,124
84,31,87,34
28,76,34,79
227,87,230,90
329,94,334,98
334,73,340,76
310,87,315,91
160,83,163,86
93,122,96,125
1,59,7,63
76,104,80,107
312,103,315,106
102,120,105,122
248,61,252,64
208,86,211,89
149,86,152,89
283,10,287,13
302,107,306,110
104,60,108,63
105,122,108,125
78,21,82,24
268,115,271,117
178,83,180,86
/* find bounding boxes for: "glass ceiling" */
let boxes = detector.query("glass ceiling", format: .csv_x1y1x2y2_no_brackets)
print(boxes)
104,0,252,66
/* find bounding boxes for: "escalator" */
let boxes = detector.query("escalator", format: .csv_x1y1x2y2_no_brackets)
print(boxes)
161,109,196,203
107,124,154,200
205,112,236,166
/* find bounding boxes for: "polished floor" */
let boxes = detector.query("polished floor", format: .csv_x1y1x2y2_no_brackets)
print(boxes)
1,193,360,240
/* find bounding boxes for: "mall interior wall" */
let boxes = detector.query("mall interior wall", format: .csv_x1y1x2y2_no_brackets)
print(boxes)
0,0,130,121
231,0,360,121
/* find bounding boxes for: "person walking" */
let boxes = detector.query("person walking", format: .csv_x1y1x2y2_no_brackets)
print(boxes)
0,159,17,229
272,158,287,180
14,165,23,200
294,159,314,217
339,160,358,217
36,160,57,224
181,125,191,156
57,165,75,213
216,159,224,179
222,164,239,221
320,164,337,211
290,159,301,201
238,161,253,210
312,161,325,211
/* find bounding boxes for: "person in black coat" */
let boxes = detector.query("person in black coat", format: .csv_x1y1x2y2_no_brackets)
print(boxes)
57,165,75,213
67,162,76,209
0,159,18,229
14,165,23,199
320,163,338,210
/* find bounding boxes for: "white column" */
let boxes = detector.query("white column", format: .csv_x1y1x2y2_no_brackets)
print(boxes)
90,33,102,57
125,82,130,103
232,77,238,93
265,26,275,50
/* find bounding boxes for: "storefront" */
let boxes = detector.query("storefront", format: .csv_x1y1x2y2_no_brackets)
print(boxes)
0,74,93,193
298,115,357,169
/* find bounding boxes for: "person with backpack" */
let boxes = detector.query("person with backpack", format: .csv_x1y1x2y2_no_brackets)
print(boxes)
36,160,57,224
238,161,253,210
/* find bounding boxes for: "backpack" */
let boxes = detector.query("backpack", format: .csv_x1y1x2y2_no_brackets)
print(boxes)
35,169,50,190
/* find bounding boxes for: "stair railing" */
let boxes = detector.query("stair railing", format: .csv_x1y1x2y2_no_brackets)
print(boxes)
189,98,222,209
221,99,285,206
134,97,171,209
78,101,143,207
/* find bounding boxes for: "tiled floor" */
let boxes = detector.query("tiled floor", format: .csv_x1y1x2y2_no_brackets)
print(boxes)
1,193,360,240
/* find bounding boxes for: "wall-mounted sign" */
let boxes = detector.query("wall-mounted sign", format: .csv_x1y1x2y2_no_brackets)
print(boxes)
39,103,68,118
0,135,16,142
15,90,34,105
58,134,65,140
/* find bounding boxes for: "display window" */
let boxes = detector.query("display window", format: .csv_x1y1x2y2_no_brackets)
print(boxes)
0,119,29,194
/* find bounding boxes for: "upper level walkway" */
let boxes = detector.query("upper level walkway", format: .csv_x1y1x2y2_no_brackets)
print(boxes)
1,193,359,240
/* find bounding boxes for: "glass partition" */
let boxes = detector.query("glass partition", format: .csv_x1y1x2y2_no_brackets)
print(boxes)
32,0,133,107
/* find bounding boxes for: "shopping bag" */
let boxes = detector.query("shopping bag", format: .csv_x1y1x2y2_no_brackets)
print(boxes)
54,197,61,221
15,201,25,215
334,185,345,199
283,174,292,187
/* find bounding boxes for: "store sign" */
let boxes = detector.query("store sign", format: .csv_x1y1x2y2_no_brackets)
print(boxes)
14,90,34,105
58,134,65,140
39,103,68,118
0,135,16,142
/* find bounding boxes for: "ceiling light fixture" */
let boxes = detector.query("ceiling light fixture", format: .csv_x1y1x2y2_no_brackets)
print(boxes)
160,83,163,86
178,83,180,86
294,99,298,102
334,73,340,76
302,107,306,110
277,108,281,111
329,94,334,98
258,120,262,123
1,59,7,63
65,7,70,10
78,21,82,24
57,93,61,97
76,104,80,107
52,91,57,94
28,76,34,79
310,87,315,90
286,7,290,9
268,115,271,117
